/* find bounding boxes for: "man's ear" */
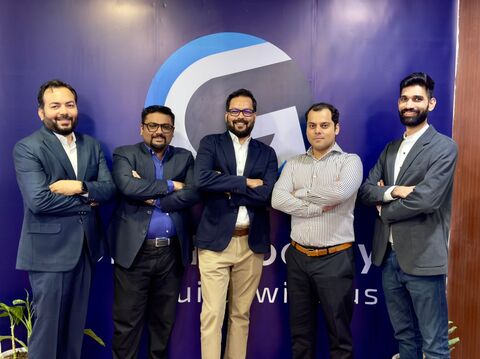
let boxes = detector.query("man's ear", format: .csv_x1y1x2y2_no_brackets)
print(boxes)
335,123,340,135
38,107,44,121
428,97,437,111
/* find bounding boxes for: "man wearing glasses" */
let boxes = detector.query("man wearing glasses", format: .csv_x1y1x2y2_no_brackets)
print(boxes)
108,105,199,358
195,89,278,359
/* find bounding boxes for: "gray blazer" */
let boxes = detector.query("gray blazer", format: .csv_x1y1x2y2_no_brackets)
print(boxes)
359,125,457,276
108,143,200,268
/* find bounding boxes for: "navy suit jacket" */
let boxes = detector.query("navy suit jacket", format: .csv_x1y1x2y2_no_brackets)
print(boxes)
108,143,200,268
195,131,278,254
13,126,116,272
359,125,457,275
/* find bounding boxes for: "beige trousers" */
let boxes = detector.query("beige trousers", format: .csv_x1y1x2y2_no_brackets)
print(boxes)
198,235,264,359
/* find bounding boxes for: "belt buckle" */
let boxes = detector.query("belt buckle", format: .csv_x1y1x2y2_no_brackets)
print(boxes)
306,248,318,257
154,237,170,247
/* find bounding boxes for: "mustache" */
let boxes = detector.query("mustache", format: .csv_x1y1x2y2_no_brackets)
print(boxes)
400,108,420,115
232,119,248,125
55,114,74,121
151,133,166,140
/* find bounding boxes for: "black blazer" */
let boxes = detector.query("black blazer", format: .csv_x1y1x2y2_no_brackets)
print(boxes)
13,126,116,272
108,143,200,268
194,131,278,254
359,126,458,275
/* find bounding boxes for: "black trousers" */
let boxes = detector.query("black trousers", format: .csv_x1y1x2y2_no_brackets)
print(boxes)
286,244,355,359
112,240,184,359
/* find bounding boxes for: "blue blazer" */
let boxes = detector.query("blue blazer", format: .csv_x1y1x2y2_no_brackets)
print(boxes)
359,126,458,276
108,143,200,267
195,131,278,254
13,126,116,272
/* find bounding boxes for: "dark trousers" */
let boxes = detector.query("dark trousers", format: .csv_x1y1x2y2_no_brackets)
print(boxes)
112,240,184,359
286,244,355,359
28,248,93,359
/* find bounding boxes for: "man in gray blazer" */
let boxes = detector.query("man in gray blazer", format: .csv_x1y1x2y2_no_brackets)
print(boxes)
108,105,199,359
13,79,116,359
359,72,457,359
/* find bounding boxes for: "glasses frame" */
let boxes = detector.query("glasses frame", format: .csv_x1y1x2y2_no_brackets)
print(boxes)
142,122,175,134
227,108,255,117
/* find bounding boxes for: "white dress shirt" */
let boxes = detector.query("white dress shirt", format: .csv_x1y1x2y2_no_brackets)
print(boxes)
229,131,251,227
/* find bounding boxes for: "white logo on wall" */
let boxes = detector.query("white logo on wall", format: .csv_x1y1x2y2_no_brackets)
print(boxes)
145,32,313,165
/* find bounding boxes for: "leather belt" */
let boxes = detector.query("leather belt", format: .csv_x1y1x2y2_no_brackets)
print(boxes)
145,237,172,248
233,226,249,237
291,240,352,257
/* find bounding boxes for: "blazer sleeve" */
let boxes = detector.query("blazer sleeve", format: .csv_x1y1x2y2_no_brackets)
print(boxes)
159,153,201,212
229,146,278,207
13,140,90,215
380,141,458,224
194,136,248,193
359,144,391,206
82,144,116,202
112,147,170,201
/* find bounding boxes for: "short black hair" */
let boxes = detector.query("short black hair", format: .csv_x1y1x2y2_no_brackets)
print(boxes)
305,102,339,125
37,79,78,108
141,105,175,125
225,88,257,112
400,72,435,99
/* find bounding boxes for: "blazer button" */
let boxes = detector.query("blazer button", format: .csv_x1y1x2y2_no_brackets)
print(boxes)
147,210,152,215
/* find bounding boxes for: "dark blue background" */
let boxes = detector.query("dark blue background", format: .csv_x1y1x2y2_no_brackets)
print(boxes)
0,0,457,358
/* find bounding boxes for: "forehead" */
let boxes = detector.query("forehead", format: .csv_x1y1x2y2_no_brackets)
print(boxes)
43,87,76,103
400,84,428,98
228,96,253,109
307,108,333,123
144,112,173,124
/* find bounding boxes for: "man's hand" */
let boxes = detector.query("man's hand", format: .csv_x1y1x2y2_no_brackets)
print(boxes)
172,181,185,191
392,186,415,199
246,178,263,189
132,170,141,178
49,180,83,196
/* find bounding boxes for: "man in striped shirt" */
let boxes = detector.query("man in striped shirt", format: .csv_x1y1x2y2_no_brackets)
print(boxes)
272,102,363,359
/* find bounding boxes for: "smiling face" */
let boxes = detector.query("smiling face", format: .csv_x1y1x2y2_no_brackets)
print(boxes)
141,112,174,154
225,95,256,139
398,84,436,128
306,108,339,159
38,87,78,136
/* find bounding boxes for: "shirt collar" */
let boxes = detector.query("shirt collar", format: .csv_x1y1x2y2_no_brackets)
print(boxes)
403,123,429,143
229,131,251,146
306,142,343,160
144,143,170,161
53,131,76,147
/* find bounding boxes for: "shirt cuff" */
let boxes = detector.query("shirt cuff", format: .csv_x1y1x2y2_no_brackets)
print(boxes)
383,186,396,202
167,180,174,193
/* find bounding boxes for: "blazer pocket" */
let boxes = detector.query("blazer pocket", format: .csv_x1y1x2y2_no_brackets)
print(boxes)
27,223,61,234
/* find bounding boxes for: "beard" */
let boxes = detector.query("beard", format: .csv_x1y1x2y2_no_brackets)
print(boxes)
226,119,254,138
399,107,428,127
149,134,167,152
43,113,78,136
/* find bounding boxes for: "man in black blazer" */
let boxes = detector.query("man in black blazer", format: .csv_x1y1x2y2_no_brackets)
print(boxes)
108,105,199,359
195,89,278,359
13,80,116,359
360,73,457,359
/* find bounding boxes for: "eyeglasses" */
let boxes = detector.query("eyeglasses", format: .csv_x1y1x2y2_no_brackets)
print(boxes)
143,123,175,134
227,108,255,117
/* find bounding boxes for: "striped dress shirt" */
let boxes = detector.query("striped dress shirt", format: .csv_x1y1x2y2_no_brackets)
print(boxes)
272,143,363,247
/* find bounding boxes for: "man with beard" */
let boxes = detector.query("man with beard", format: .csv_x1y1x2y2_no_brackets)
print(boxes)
194,88,277,359
359,72,457,359
272,102,363,359
13,79,116,359
108,105,199,358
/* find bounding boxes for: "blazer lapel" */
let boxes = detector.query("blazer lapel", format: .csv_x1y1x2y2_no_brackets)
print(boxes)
243,140,260,177
76,133,86,180
41,126,76,179
396,126,436,184
220,132,237,175
386,140,401,185
137,143,156,180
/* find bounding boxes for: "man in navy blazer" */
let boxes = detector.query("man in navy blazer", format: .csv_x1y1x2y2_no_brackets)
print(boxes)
13,80,115,359
195,89,278,359
359,73,457,359
108,105,199,359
